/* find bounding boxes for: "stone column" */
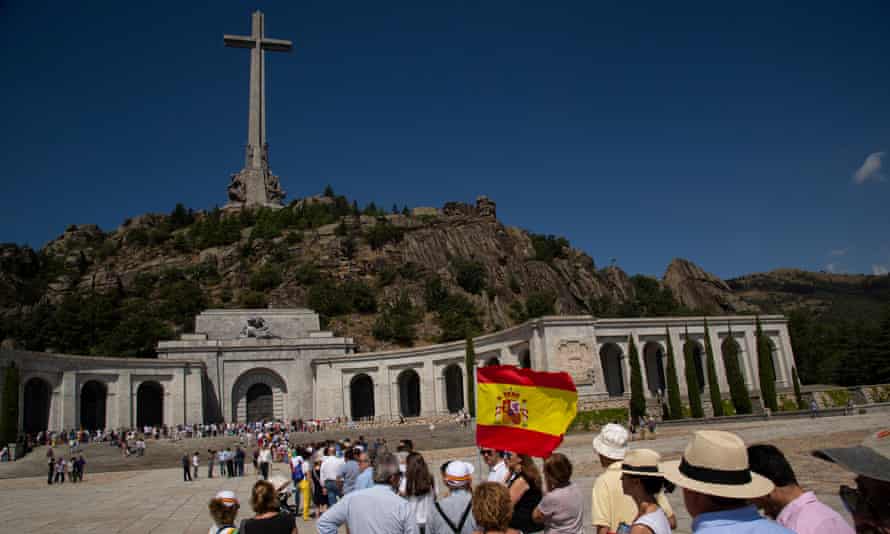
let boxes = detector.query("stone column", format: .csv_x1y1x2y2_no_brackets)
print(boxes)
669,328,687,396
743,329,757,389
710,328,730,393
631,331,651,398
422,363,435,417
116,371,132,429
61,371,77,430
436,368,446,414
778,327,795,388
530,326,544,370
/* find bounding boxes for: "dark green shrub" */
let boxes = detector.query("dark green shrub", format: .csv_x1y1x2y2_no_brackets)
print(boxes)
451,258,487,295
239,290,267,309
628,337,646,421
372,294,420,345
529,233,569,263
249,264,283,292
436,294,482,342
365,222,404,249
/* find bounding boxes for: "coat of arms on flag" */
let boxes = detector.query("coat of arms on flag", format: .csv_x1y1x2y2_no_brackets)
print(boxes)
476,365,578,457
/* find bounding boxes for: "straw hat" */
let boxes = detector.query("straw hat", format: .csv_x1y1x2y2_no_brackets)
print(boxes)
593,423,629,460
620,449,663,477
214,490,239,507
662,430,774,499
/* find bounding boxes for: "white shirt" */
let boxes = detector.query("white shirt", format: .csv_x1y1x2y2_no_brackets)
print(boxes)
488,460,508,483
258,449,272,464
633,508,671,534
321,455,344,482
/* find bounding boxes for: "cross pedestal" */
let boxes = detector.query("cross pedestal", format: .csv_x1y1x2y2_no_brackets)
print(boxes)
224,11,292,208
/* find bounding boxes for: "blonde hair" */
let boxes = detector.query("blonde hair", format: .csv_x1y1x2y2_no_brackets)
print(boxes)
473,482,512,531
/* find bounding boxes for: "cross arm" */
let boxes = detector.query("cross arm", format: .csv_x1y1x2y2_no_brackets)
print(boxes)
224,34,256,49
261,38,293,52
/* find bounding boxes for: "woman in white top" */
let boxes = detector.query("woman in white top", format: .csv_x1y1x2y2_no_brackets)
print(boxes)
404,452,436,534
619,449,671,534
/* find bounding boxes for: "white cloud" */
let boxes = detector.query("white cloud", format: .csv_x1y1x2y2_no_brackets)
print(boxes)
829,248,848,256
873,264,889,276
853,151,885,184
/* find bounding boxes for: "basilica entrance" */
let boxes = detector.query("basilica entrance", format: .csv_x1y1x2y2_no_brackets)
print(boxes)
246,383,274,422
398,369,421,417
350,374,375,420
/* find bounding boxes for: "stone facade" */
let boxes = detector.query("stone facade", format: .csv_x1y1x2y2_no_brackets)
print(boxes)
0,310,795,433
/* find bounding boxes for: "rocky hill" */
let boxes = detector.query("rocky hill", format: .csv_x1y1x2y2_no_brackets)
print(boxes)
1,192,887,359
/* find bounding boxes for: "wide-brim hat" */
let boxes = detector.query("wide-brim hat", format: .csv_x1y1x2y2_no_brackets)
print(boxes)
214,490,239,507
813,428,890,483
662,430,774,499
593,423,629,460
620,449,663,477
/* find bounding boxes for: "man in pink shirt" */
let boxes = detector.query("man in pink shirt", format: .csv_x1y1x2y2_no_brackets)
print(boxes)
747,444,854,534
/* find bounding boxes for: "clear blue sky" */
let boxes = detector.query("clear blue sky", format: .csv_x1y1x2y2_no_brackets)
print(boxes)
2,1,888,278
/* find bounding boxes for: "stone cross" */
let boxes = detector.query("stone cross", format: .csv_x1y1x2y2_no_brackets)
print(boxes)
224,11,292,207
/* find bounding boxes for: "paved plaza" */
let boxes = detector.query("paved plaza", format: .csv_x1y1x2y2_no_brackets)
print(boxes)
0,411,882,533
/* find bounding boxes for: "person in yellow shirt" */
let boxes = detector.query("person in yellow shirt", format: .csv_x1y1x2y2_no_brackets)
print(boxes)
591,423,677,534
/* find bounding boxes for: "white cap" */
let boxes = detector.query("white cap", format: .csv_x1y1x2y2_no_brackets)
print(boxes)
445,460,474,487
593,423,629,460
214,490,238,507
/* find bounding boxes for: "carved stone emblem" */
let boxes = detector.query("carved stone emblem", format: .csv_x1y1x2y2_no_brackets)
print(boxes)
556,339,592,381
239,317,276,339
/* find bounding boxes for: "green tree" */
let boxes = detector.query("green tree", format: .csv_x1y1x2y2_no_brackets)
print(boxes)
683,327,704,418
703,319,724,416
628,337,646,421
436,294,482,342
451,258,487,295
372,294,420,345
722,327,753,414
249,264,282,292
1,362,20,443
323,184,335,197
465,337,477,417
664,329,683,419
792,366,805,409
755,317,778,412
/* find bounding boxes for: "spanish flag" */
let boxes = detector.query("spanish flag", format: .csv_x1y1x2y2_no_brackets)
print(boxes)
476,366,577,457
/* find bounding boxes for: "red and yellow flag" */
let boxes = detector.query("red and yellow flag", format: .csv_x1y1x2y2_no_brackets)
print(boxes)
476,366,577,457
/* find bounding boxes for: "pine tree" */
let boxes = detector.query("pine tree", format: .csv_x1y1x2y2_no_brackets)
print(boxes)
703,319,724,416
664,328,683,419
755,316,778,412
465,337,476,417
722,325,753,414
628,337,646,421
1,362,20,444
683,326,704,418
792,366,805,410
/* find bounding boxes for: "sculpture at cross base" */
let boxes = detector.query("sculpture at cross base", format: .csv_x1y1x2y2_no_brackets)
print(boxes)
223,11,292,208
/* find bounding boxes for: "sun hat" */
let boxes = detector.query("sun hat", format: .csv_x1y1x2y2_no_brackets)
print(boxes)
620,449,663,477
593,423,629,460
661,430,774,499
813,428,890,483
445,460,475,487
215,490,239,507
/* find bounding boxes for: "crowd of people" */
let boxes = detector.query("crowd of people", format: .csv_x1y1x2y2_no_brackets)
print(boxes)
199,422,888,534
45,447,86,484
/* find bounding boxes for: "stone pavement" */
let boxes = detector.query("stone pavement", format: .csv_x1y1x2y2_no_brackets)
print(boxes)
0,411,881,533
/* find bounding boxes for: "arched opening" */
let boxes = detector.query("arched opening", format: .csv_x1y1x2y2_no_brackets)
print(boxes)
444,364,464,413
643,342,667,396
136,381,164,428
350,374,375,420
485,357,501,367
518,350,531,369
246,383,274,423
80,380,107,431
23,377,51,434
599,343,625,397
398,369,421,417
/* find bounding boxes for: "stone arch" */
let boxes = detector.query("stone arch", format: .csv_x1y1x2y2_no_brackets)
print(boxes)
599,343,625,397
398,369,421,417
80,380,108,431
643,342,667,396
136,381,164,428
443,364,464,413
485,357,501,367
350,374,375,420
246,383,273,422
231,368,288,423
685,340,707,393
23,377,51,434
